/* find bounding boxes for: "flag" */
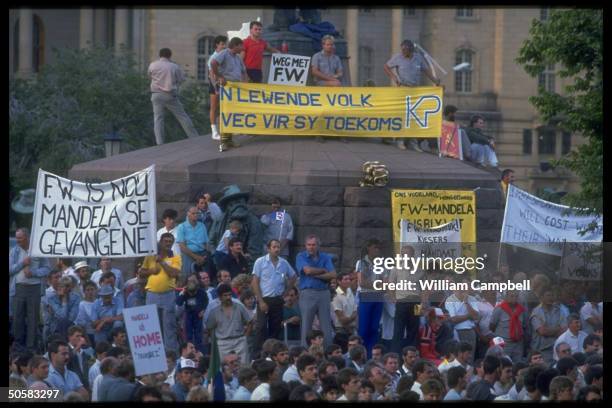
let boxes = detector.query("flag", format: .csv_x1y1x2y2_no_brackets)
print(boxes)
275,211,285,222
207,332,226,402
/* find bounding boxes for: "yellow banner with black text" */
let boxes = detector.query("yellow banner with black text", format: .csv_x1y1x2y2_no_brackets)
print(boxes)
220,82,443,138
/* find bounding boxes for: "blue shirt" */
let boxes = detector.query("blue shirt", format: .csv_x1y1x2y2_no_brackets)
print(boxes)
252,254,296,297
176,220,209,253
171,381,190,401
232,385,252,401
91,297,123,321
296,250,335,290
46,364,83,395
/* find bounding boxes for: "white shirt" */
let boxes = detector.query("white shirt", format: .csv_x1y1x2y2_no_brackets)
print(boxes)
337,394,348,401
250,383,270,401
90,267,123,289
445,294,479,330
438,358,462,376
156,226,181,256
580,302,603,334
411,381,424,400
148,57,185,93
553,329,588,360
477,300,496,337
332,286,356,330
91,373,104,402
282,364,300,383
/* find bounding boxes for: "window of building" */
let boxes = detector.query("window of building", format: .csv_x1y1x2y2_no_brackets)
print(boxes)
454,49,473,93
359,8,373,13
404,8,416,17
562,131,572,155
538,64,556,92
538,127,556,155
358,46,374,86
456,8,474,18
523,129,533,155
12,15,45,73
197,35,215,81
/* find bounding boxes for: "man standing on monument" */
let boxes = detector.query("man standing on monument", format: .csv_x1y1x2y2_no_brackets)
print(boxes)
296,235,336,348
148,48,200,145
311,35,344,143
312,35,343,87
241,21,280,83
211,37,249,152
384,40,441,151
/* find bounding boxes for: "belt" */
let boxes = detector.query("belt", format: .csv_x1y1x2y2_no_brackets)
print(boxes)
456,328,475,331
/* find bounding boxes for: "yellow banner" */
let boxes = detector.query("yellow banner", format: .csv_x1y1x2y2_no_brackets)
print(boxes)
391,189,476,244
220,82,443,138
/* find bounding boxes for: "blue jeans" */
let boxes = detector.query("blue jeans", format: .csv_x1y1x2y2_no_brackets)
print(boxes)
184,311,204,353
470,143,498,167
358,298,384,359
146,290,179,353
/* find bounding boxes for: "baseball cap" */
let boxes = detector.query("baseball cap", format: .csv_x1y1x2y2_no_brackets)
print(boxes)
492,337,505,347
177,358,196,372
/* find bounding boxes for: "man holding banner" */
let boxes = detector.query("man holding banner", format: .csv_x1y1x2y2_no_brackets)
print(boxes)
241,21,280,83
211,37,248,152
311,35,343,87
384,39,441,152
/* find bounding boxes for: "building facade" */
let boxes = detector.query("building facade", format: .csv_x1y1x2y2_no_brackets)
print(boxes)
9,7,583,194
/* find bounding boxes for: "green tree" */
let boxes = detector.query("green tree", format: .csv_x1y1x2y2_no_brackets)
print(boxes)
9,45,209,194
516,9,602,225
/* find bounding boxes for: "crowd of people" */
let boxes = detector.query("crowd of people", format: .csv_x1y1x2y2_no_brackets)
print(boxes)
6,18,602,404
8,186,604,402
148,19,501,168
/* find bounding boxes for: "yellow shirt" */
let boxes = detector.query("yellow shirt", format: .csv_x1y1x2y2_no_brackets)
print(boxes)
500,180,508,199
143,254,182,293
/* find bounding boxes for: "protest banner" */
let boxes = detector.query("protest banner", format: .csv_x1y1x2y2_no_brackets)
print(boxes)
438,120,463,160
400,218,462,259
124,304,168,376
220,82,443,138
29,166,158,258
560,242,602,281
500,184,603,256
267,53,311,86
391,189,476,244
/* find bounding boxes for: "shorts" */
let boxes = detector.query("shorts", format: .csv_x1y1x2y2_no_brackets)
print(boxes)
246,69,263,83
208,81,219,95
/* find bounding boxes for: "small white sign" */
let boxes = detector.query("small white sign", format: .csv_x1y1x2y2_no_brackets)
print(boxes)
124,304,168,377
267,53,311,86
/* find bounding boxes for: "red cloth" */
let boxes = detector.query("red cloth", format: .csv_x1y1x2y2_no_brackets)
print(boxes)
498,301,525,342
418,324,439,362
242,37,268,69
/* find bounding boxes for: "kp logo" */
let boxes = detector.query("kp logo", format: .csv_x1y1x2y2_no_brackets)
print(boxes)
405,95,441,128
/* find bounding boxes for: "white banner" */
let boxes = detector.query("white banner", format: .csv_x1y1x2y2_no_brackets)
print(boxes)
400,218,462,258
267,53,311,86
30,166,158,258
560,242,602,281
123,304,168,377
500,184,603,255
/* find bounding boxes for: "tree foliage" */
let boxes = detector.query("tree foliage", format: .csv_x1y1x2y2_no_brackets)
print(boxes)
9,45,210,193
516,9,602,220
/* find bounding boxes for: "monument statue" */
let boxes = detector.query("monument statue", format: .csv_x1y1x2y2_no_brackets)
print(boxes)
209,185,265,263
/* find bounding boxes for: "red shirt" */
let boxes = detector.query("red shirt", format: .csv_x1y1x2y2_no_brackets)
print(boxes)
243,37,268,70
